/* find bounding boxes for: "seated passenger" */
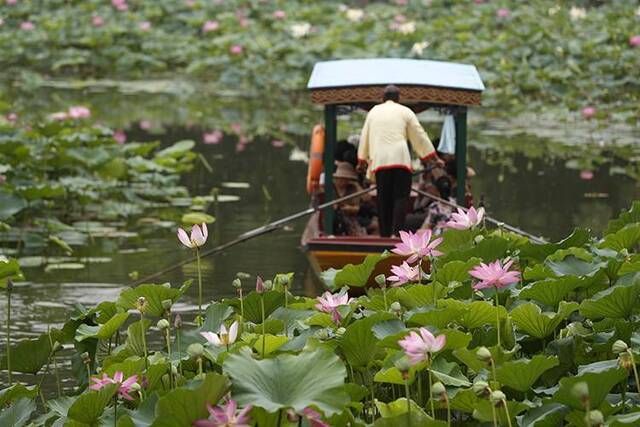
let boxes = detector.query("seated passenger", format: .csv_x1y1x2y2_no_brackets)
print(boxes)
333,162,378,236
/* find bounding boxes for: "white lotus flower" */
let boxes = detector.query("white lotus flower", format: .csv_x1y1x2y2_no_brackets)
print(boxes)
290,22,311,38
569,7,586,21
548,5,560,16
397,21,416,35
200,321,239,347
346,8,364,22
411,41,429,55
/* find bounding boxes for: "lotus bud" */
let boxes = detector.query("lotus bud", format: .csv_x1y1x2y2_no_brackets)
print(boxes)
174,313,183,329
476,346,492,362
394,357,412,374
52,341,62,353
162,283,171,288
587,410,604,427
6,278,13,291
474,235,485,244
136,296,147,313
390,301,402,314
157,319,170,331
129,382,142,392
619,352,634,370
490,390,506,406
571,381,590,406
171,364,178,375
431,381,446,397
187,343,204,359
286,409,300,422
81,352,91,365
255,276,265,294
161,299,173,311
612,340,629,354
232,278,242,289
472,380,489,397
236,272,251,280
336,327,346,337
375,274,386,287
263,280,274,291
315,329,330,340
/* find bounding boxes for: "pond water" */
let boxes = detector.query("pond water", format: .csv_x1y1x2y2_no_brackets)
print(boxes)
1,89,639,393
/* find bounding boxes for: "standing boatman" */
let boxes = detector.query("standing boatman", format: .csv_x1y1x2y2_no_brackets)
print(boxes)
357,85,444,237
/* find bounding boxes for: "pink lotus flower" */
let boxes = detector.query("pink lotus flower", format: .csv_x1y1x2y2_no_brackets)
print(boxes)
68,106,91,119
138,120,152,130
0,18,4,26
49,112,69,121
6,0,17,5
203,130,223,144
139,21,151,31
581,107,596,118
315,291,353,314
20,21,35,31
92,15,104,27
496,8,510,18
580,170,594,180
629,35,640,47
235,143,246,152
301,408,329,427
446,206,485,230
395,0,408,5
193,399,252,427
0,175,6,185
202,20,219,33
230,123,242,134
255,276,265,293
112,0,128,11
6,113,17,122
230,45,243,55
392,229,443,263
178,223,208,249
90,371,138,401
271,140,285,148
469,259,520,290
388,261,419,287
239,18,249,28
185,0,195,7
201,321,239,347
398,328,446,365
273,10,286,19
113,129,127,144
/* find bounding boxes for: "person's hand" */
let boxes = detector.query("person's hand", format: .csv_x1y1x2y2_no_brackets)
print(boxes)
435,157,445,168
356,161,368,174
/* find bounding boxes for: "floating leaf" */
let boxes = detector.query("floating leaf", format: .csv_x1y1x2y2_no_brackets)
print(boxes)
75,312,129,342
429,357,471,387
0,398,36,427
495,355,559,392
510,301,578,339
552,360,627,410
518,276,581,308
67,383,118,425
579,281,640,320
118,282,192,317
181,212,215,225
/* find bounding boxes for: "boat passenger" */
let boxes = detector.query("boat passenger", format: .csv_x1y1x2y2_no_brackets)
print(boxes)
356,84,444,237
333,161,378,236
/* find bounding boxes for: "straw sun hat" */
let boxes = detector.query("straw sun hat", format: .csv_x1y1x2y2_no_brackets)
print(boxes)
333,161,359,180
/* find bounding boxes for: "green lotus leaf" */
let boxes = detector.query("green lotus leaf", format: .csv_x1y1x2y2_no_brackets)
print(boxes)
546,255,604,277
0,398,36,427
436,229,478,256
495,355,559,392
0,329,63,374
201,303,234,332
75,312,129,342
519,403,570,427
518,276,581,308
154,139,195,159
606,201,640,235
321,252,389,289
374,366,407,385
442,236,509,264
397,283,447,309
339,313,393,368
0,190,27,221
223,347,348,415
225,290,284,324
406,305,467,329
472,399,529,425
125,319,151,357
429,357,471,387
606,411,640,427
102,357,145,378
519,228,590,262
67,383,118,425
151,373,230,427
0,257,23,287
252,334,289,356
431,258,480,286
510,301,578,339
374,398,445,426
122,393,158,427
552,360,627,409
439,300,507,330
579,281,640,320
118,282,192,317
440,329,472,352
181,212,215,225
599,223,640,251
0,384,38,409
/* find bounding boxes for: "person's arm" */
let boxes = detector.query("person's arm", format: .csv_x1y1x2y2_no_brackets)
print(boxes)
356,113,370,172
406,110,442,165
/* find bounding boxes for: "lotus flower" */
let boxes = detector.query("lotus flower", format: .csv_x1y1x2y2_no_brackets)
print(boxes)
446,206,485,230
20,21,35,31
580,170,594,180
139,120,152,130
6,0,17,5
112,0,128,11
255,276,265,293
230,45,243,55
68,106,91,119
201,321,239,347
346,9,364,22
6,113,17,122
139,21,152,31
92,15,104,27
0,175,6,184
50,112,69,121
629,35,640,47
193,399,252,427
290,22,311,38
398,328,446,365
315,291,353,313
581,107,596,118
177,223,208,248
113,129,127,144
271,139,285,148
90,371,138,401
273,10,286,19
302,408,329,427
387,262,419,287
469,259,520,290
411,41,429,55
496,8,509,19
202,20,219,33
0,17,5,26
569,6,586,21
392,229,443,263
203,130,223,144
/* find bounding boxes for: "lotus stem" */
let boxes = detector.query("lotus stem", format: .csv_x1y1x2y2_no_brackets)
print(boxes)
197,356,203,376
490,358,497,383
6,286,12,385
417,371,423,406
260,294,266,358
140,313,148,370
502,399,513,427
445,393,451,427
176,332,182,375
418,259,423,286
629,351,640,393
383,287,388,311
113,396,117,427
196,248,203,324
491,403,498,427
48,328,61,397
239,288,244,320
428,368,435,418
494,286,501,348
405,378,412,427
164,329,173,389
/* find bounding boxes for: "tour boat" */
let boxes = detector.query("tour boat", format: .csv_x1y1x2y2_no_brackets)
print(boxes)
301,58,485,286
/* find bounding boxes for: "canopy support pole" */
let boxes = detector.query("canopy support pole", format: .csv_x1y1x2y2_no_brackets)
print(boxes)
323,105,337,234
454,108,468,206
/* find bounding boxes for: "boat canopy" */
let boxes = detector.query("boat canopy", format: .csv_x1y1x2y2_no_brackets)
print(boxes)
307,58,485,232
308,58,484,108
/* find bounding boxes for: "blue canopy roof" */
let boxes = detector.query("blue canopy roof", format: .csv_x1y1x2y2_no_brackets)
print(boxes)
307,58,485,92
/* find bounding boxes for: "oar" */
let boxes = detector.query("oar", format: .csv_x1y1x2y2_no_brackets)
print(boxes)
410,187,547,244
133,184,379,285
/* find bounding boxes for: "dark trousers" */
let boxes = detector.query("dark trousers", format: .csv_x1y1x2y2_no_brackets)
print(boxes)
375,168,412,237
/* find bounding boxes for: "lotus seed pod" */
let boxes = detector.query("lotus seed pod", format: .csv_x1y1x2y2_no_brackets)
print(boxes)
571,381,590,404
315,329,330,340
174,313,183,329
136,296,147,313
612,340,629,354
431,381,446,396
476,346,492,362
171,364,178,375
263,280,274,291
587,410,604,427
236,272,251,279
161,283,171,288
232,278,242,289
490,390,506,405
157,319,170,330
6,278,13,291
472,380,489,396
187,343,204,358
390,301,402,313
474,234,485,244
375,274,386,286
619,352,634,370
394,357,412,373
81,352,91,364
129,382,141,392
161,299,173,310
